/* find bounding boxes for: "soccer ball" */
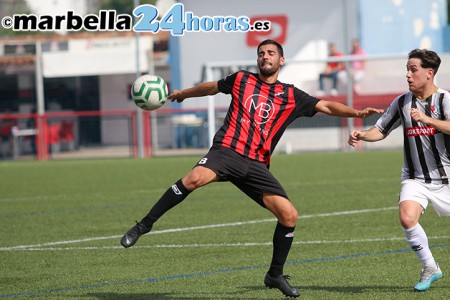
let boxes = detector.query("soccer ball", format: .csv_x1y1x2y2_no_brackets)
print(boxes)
131,74,168,110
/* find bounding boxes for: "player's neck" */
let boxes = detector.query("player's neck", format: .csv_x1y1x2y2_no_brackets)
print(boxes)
258,73,278,84
414,84,438,100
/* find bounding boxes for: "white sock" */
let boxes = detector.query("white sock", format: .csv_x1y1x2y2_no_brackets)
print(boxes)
424,258,437,269
403,223,434,266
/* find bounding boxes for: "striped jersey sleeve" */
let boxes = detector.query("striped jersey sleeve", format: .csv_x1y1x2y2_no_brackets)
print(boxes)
374,94,403,136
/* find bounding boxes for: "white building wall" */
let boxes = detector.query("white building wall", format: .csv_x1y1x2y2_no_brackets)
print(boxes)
99,74,136,145
177,0,359,109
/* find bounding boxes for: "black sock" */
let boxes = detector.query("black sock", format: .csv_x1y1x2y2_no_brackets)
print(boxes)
140,179,191,227
268,222,296,277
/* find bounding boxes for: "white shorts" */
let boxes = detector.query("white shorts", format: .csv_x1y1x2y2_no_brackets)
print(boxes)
399,179,450,216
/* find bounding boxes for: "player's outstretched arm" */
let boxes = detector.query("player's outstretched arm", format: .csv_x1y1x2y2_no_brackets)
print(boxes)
348,127,386,147
315,100,384,118
168,81,219,103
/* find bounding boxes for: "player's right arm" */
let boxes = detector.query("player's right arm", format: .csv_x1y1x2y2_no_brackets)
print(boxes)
348,127,386,147
168,81,219,103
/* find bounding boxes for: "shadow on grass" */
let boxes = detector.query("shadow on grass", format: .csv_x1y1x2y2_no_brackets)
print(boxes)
85,293,248,300
85,293,197,299
85,283,448,299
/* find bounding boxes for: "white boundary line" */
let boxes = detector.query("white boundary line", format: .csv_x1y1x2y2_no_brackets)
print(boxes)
7,236,450,251
1,206,398,251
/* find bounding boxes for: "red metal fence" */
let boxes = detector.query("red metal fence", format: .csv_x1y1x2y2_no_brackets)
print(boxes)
0,94,398,161
0,110,153,160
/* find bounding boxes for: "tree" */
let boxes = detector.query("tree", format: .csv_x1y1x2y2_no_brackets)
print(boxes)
0,1,38,37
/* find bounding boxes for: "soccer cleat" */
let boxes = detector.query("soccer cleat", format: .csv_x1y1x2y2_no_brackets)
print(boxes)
413,263,442,292
120,221,152,248
264,273,300,298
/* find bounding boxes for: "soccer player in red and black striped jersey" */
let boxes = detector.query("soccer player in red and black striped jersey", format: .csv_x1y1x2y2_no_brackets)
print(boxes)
349,49,450,292
121,39,383,297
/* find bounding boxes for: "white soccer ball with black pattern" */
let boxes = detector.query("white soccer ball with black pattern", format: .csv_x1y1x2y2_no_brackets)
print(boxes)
131,74,168,110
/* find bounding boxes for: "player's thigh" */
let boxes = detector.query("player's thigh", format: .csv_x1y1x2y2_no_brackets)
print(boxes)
399,180,428,227
232,179,297,226
398,200,423,228
183,147,241,190
194,146,248,180
182,166,219,190
231,160,288,206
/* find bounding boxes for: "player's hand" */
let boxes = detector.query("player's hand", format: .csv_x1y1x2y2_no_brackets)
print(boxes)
348,130,364,147
357,107,384,118
167,90,186,103
410,108,429,124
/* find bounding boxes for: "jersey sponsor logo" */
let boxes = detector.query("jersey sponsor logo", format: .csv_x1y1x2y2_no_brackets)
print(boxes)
244,94,275,125
405,126,436,136
240,117,269,136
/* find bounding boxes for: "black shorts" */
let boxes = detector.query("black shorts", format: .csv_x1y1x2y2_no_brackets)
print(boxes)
194,146,289,207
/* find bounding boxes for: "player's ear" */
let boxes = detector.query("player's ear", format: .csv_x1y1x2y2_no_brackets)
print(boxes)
280,56,285,66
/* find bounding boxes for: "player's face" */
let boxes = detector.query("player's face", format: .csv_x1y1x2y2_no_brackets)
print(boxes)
257,44,284,76
406,58,433,93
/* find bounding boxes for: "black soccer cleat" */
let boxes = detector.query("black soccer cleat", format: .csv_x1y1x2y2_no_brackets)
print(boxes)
120,221,152,248
264,273,300,298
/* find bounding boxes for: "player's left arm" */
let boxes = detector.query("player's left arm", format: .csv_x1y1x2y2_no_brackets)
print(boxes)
315,100,384,118
168,81,219,103
411,108,450,135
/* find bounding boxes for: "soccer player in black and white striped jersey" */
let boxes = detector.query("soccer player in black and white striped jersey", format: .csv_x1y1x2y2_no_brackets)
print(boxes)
349,49,450,292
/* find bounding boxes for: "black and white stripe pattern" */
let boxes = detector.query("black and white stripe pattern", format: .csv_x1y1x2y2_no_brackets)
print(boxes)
375,89,450,184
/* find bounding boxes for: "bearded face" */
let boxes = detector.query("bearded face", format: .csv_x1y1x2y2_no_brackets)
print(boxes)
257,44,284,77
259,60,280,76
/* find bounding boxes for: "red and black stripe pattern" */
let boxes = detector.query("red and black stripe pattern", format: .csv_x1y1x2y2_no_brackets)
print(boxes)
214,71,319,165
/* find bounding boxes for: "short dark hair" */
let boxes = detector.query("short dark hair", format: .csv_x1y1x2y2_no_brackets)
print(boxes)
257,39,284,57
408,49,441,75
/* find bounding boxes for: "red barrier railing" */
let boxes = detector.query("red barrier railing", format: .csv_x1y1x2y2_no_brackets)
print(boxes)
0,93,399,160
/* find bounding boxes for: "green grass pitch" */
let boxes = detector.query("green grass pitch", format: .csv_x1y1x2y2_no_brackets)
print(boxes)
1,150,449,299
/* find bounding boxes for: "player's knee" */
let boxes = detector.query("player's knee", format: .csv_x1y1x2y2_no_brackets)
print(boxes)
280,207,298,227
399,211,418,229
399,202,422,229
399,213,417,229
183,172,203,190
183,168,215,190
